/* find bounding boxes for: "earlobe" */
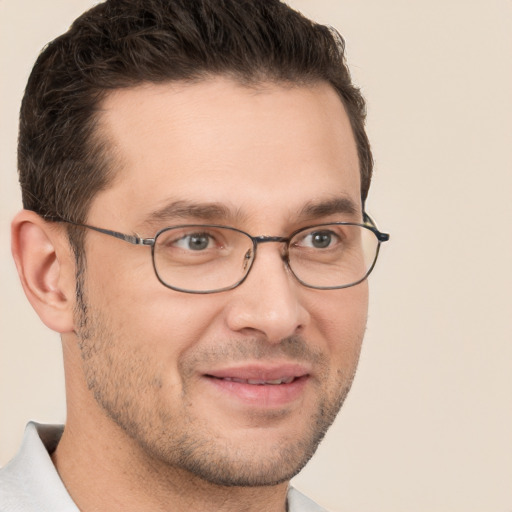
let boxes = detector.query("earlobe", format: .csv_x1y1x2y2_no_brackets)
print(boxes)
11,210,76,334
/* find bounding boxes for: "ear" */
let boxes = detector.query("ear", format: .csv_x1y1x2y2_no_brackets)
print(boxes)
11,210,77,334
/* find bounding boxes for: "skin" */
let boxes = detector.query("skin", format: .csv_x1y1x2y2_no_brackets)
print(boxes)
12,78,368,512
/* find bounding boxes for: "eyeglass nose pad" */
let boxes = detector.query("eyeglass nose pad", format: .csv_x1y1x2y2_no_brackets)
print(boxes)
281,243,290,261
243,248,252,270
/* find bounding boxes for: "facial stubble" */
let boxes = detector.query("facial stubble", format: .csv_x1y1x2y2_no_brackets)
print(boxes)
73,267,362,487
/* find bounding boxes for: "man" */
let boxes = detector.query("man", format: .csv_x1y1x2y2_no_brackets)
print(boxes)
1,0,388,510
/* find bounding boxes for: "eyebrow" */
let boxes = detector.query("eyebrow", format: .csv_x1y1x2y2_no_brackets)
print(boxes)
298,197,361,220
141,200,246,228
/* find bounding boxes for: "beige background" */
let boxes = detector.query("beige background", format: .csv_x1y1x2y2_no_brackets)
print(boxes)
1,1,511,511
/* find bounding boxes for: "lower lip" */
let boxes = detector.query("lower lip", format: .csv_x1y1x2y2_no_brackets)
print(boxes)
204,375,309,408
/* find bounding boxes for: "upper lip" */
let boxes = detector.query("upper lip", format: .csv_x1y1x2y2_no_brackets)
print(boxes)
204,363,311,382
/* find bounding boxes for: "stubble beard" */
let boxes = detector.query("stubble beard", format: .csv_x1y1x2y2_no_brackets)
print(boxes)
73,270,360,488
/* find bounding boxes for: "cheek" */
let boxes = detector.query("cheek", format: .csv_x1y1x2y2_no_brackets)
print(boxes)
86,256,228,361
311,282,368,363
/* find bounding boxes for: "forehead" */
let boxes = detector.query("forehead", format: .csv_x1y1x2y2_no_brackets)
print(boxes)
90,78,361,228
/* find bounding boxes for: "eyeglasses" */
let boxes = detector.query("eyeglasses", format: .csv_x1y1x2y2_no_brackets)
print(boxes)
49,214,389,294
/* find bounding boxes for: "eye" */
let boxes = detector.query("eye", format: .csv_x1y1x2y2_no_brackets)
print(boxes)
173,232,216,251
299,230,339,249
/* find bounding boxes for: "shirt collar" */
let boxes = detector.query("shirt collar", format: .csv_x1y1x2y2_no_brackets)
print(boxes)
1,422,79,511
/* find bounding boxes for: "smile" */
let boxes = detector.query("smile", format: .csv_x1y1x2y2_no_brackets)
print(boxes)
211,376,296,385
201,365,311,408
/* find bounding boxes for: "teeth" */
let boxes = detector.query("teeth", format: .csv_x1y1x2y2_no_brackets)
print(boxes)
222,377,294,385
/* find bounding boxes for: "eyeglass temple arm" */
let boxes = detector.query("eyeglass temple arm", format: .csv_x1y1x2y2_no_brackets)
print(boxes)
44,216,155,246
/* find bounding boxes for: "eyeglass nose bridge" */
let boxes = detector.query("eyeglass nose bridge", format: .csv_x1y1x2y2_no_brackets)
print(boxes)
252,235,289,244
245,235,292,273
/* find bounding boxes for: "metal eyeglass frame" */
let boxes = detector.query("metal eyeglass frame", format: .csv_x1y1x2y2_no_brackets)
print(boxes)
46,213,390,294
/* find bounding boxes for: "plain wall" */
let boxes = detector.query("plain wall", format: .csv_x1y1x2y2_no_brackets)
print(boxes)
1,1,511,511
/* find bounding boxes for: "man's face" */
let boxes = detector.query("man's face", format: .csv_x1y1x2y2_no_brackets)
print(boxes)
72,78,368,486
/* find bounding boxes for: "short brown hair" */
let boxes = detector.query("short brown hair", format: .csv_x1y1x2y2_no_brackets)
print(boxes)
18,0,373,227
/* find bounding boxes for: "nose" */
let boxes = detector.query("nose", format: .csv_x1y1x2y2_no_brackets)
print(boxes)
224,243,310,342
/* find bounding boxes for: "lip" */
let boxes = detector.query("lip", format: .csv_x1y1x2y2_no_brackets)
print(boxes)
202,363,311,408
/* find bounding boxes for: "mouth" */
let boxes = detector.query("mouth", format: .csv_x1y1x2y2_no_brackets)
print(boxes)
213,376,297,385
201,365,310,407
